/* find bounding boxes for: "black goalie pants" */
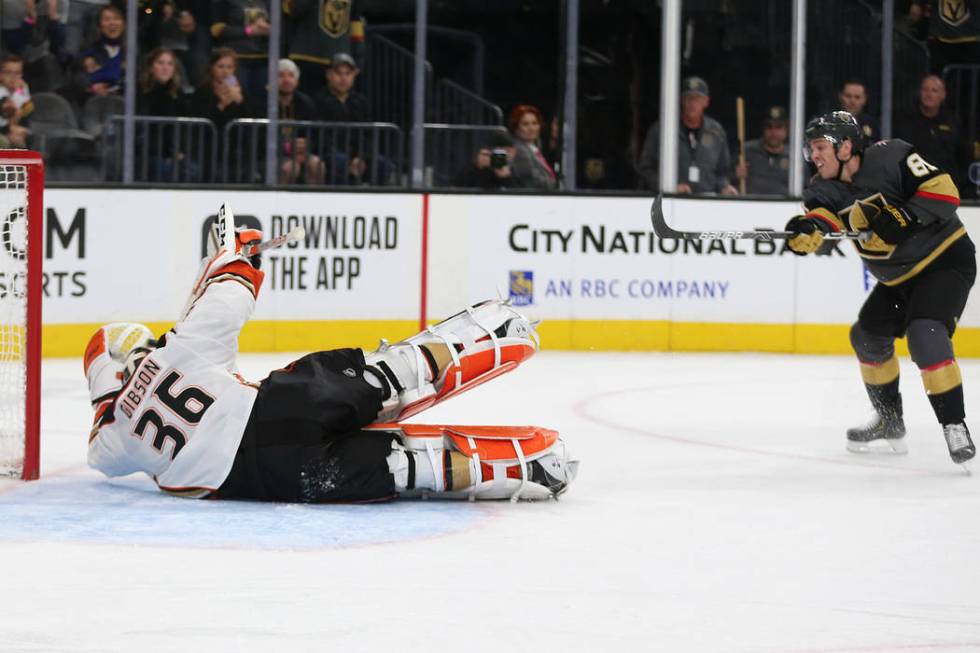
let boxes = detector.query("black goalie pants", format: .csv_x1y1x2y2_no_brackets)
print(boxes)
215,348,398,503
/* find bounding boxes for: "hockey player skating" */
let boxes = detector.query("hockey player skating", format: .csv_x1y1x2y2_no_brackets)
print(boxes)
785,111,975,467
85,214,577,502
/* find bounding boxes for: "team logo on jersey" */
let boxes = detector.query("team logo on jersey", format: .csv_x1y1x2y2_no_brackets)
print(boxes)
509,270,533,306
939,0,970,26
839,192,897,260
244,6,269,27
321,0,351,38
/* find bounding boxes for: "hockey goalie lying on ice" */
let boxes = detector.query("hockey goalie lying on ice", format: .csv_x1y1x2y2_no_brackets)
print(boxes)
83,210,577,502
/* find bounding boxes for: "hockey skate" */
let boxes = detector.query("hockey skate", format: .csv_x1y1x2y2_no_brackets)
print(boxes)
943,422,975,467
846,413,908,455
370,423,579,501
364,300,539,423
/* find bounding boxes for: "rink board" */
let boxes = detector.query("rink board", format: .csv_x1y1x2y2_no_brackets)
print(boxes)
34,189,980,356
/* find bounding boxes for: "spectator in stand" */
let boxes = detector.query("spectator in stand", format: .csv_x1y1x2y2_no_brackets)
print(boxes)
65,0,112,56
507,104,557,190
895,74,971,195
284,0,365,96
638,76,737,195
837,79,878,147
137,47,185,116
908,1,980,75
187,47,250,180
137,46,196,181
187,47,249,133
313,52,373,184
1,1,32,56
276,58,316,122
211,0,270,98
75,5,125,98
0,54,33,148
276,59,323,186
2,0,66,62
453,131,522,190
138,1,211,88
734,106,790,196
280,136,325,185
313,52,368,122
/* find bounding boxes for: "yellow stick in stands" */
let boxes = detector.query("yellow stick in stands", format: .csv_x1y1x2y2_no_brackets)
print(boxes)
736,96,746,195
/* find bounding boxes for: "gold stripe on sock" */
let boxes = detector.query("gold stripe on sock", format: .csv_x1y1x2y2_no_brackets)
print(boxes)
447,451,471,491
921,360,962,395
860,356,899,385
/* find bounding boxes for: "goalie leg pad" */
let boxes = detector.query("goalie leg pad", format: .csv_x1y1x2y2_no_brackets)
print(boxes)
372,423,578,501
363,300,539,423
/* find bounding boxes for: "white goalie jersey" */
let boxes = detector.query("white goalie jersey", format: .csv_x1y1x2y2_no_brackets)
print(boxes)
85,258,265,497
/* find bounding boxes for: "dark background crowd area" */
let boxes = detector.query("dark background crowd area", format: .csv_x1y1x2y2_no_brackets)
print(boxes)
0,0,977,197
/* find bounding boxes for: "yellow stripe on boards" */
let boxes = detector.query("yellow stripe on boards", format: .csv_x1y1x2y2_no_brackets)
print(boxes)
42,321,420,358
39,321,980,358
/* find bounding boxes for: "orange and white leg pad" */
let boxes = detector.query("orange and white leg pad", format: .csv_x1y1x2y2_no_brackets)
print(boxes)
363,300,539,423
368,423,579,501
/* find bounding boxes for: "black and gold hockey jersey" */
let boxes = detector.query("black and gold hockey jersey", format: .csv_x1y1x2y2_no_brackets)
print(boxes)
802,138,964,286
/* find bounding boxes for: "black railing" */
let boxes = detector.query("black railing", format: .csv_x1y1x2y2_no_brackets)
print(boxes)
222,119,404,186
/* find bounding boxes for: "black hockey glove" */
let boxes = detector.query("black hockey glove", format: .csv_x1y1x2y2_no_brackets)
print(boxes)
785,214,829,255
859,199,917,245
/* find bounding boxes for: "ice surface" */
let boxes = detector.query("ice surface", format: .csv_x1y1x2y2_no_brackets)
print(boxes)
2,352,980,653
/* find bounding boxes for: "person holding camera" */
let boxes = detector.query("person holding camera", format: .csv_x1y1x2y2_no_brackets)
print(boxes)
452,131,522,190
507,104,558,190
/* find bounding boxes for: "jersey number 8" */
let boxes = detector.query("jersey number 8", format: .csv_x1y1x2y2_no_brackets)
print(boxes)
906,153,938,177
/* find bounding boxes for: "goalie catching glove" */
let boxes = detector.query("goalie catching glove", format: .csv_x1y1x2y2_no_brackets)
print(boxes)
363,300,539,423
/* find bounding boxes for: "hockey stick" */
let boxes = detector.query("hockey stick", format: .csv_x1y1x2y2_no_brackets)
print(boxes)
649,194,866,242
241,226,307,257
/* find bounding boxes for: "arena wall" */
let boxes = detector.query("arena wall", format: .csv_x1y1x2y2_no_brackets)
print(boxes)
37,189,980,357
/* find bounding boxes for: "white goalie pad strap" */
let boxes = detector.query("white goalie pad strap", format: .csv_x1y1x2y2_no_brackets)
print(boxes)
467,436,481,502
510,439,528,503
466,305,501,369
424,440,443,493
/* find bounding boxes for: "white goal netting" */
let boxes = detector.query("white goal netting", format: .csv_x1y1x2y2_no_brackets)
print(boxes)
0,163,29,477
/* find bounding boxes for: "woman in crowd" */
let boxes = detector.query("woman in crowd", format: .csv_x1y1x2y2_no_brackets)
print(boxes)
136,47,199,181
186,47,251,181
508,104,558,190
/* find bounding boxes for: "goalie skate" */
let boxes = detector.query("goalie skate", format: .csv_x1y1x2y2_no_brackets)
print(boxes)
370,423,579,501
364,300,539,423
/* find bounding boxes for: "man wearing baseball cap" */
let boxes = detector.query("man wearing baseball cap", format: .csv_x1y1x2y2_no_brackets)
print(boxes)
638,76,737,195
735,106,791,195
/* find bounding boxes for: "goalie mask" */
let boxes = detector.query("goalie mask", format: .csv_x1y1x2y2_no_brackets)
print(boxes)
97,322,157,384
122,340,158,384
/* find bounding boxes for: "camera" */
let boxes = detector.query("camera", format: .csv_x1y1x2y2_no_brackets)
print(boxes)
490,148,508,169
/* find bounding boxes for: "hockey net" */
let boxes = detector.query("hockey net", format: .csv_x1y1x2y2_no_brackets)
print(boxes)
0,151,42,480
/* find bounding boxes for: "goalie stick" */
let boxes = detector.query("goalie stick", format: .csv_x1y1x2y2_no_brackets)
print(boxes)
649,194,866,242
241,226,307,257
212,204,307,256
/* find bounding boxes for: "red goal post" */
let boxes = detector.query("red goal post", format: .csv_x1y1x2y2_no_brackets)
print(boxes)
0,150,43,480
